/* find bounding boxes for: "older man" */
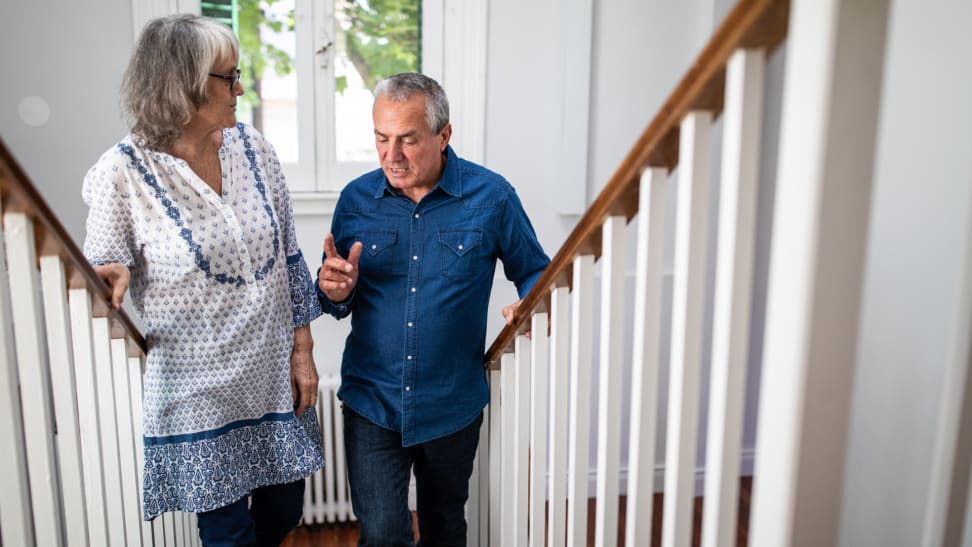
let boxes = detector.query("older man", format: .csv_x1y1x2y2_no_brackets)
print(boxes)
317,72,549,545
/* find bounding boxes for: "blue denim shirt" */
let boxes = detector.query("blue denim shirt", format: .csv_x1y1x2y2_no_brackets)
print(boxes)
318,146,550,446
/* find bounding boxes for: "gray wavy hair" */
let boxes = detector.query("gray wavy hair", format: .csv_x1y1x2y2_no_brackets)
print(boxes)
373,73,450,134
121,14,239,150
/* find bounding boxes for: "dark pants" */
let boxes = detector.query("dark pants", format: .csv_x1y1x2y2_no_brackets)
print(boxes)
343,407,483,547
196,479,305,547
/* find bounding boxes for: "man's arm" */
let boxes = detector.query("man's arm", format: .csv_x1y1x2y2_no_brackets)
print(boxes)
498,186,551,298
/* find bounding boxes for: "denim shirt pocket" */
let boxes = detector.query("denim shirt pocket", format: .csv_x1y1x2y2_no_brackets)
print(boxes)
439,228,484,280
356,230,401,275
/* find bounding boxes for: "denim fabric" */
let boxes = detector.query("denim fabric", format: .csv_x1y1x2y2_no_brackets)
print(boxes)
319,146,549,446
344,406,483,547
196,479,305,547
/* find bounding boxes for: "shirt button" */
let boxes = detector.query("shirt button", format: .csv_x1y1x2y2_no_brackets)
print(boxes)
405,386,411,391
412,255,418,261
407,355,413,360
411,287,416,293
414,213,420,219
407,322,413,327
458,244,464,250
371,244,377,250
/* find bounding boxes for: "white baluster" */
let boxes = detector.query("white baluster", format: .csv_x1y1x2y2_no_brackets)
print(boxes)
513,333,532,546
662,111,713,547
530,312,549,547
702,47,765,547
594,216,626,547
567,254,595,547
40,256,89,546
474,393,490,547
69,288,109,545
500,352,516,547
0,206,33,547
173,511,185,546
922,190,972,546
129,353,154,547
548,285,571,547
153,516,165,546
4,212,64,546
163,511,176,546
625,167,669,547
92,316,128,546
488,368,503,546
751,0,888,544
112,337,143,546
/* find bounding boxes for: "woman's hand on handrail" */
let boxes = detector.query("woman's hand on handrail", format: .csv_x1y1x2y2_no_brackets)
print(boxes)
93,262,131,310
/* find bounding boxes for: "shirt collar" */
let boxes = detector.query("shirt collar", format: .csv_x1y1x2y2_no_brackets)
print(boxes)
372,145,462,199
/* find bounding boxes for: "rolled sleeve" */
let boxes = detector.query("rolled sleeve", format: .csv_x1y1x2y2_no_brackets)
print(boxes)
498,187,550,298
82,148,138,268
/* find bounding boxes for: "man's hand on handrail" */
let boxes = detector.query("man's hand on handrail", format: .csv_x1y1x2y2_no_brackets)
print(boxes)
502,299,534,338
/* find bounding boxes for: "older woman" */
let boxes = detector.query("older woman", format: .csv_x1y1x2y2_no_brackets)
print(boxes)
82,14,323,545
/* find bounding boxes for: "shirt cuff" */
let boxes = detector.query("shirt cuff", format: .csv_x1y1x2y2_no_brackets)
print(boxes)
315,267,354,318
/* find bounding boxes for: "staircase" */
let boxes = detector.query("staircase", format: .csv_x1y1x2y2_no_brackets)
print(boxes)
2,0,971,546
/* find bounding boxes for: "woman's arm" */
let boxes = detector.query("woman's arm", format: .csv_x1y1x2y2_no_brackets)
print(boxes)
290,324,318,417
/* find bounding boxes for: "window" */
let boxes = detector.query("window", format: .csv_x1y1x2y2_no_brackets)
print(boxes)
223,0,420,195
131,0,486,213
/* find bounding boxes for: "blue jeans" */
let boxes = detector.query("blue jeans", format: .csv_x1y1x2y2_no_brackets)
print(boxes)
343,406,483,547
195,479,305,547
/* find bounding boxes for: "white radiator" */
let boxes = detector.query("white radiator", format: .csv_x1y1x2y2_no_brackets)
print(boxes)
303,375,357,524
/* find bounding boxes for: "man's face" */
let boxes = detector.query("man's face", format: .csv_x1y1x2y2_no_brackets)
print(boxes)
373,93,452,202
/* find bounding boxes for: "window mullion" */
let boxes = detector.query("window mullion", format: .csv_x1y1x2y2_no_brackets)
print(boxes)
313,0,338,193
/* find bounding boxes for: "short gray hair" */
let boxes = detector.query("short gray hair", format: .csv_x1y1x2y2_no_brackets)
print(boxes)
373,73,450,134
121,14,239,150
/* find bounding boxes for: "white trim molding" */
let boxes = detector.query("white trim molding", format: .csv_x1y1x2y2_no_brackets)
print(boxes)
557,0,593,215
439,0,488,164
291,191,340,217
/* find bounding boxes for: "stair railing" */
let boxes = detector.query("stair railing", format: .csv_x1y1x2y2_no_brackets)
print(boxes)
0,138,200,547
474,0,906,545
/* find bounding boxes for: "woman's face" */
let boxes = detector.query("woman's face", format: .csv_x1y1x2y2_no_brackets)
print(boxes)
194,56,244,131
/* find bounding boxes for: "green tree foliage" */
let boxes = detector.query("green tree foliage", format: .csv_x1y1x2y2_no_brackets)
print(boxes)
342,0,419,93
223,0,419,127
237,0,295,131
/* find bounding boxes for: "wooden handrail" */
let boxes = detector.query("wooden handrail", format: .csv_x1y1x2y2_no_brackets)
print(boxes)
485,0,789,368
0,137,147,356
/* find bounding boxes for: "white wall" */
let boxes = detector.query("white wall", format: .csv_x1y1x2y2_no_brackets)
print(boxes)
0,0,132,242
839,0,972,544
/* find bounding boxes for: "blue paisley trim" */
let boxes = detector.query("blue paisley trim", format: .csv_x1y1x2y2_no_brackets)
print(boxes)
287,250,323,327
239,123,281,281
142,410,324,520
117,123,280,287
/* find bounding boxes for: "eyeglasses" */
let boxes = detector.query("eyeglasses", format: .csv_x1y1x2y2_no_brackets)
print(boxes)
208,68,242,90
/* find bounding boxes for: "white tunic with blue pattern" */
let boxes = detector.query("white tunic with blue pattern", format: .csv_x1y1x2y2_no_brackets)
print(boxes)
82,123,324,520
